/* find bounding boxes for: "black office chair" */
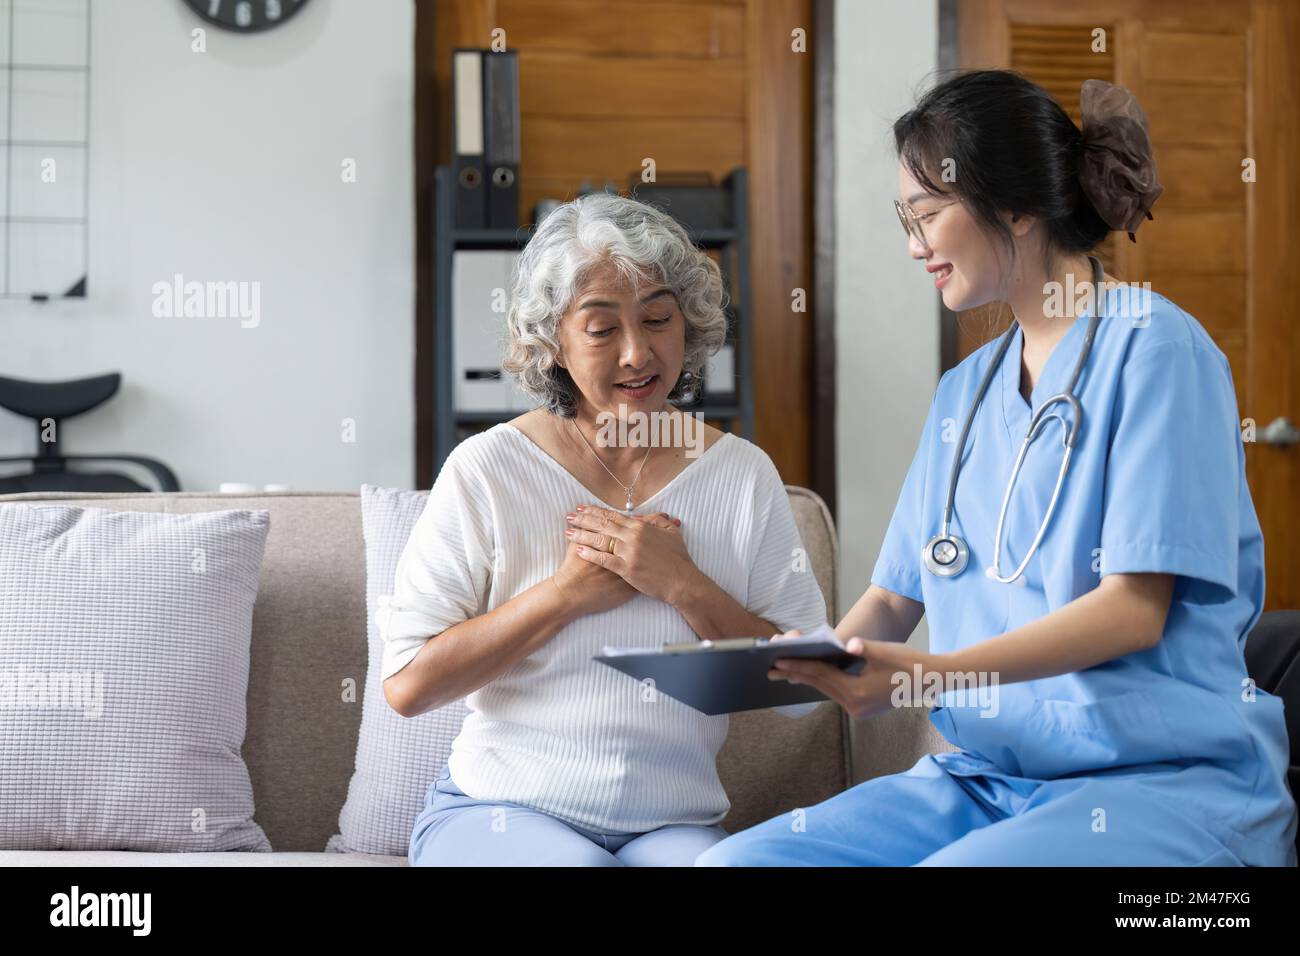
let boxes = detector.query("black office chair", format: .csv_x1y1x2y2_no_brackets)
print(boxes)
0,372,180,493
1244,609,1300,859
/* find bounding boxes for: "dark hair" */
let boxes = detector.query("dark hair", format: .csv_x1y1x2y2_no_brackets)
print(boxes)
893,70,1110,268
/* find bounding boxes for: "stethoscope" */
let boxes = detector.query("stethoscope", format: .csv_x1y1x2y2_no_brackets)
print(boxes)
922,255,1104,584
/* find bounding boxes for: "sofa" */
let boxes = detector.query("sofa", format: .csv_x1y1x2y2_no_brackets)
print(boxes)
0,486,955,865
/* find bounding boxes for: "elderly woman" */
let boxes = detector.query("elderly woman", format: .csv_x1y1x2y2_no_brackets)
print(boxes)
380,192,827,867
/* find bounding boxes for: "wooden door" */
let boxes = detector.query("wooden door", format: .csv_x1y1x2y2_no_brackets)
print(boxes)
955,0,1300,611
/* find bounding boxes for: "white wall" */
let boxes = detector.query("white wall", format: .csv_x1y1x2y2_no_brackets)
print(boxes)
835,0,939,645
0,0,415,492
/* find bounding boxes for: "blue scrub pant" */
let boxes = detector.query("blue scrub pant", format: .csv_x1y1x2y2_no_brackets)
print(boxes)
408,765,729,866
695,752,1294,867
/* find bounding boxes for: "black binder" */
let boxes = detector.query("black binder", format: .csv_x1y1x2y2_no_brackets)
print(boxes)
484,49,520,230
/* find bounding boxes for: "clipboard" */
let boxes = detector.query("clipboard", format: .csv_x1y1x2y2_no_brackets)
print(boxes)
593,624,863,716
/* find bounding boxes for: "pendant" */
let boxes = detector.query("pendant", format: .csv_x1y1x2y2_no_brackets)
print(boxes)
623,498,634,514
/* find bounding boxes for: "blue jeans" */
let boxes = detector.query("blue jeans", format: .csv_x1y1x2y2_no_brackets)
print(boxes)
408,765,729,866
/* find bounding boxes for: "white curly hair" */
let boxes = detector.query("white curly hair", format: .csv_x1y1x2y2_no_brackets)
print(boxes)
502,192,729,418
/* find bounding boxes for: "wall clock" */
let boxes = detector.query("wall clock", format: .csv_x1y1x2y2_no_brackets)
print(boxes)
183,0,313,33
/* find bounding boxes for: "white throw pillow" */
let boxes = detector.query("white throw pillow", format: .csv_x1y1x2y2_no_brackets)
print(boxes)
327,485,467,856
0,504,271,852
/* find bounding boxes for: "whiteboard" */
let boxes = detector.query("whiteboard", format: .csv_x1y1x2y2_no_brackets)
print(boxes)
1,0,90,299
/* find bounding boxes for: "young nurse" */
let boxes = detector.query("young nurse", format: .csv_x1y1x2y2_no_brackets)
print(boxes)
697,71,1297,867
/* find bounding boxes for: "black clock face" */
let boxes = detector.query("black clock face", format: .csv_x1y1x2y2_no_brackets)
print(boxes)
183,0,312,33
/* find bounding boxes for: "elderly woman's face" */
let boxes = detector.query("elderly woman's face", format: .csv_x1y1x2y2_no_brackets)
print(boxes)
557,260,685,417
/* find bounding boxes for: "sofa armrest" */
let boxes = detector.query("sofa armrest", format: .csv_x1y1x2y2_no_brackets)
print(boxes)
847,705,957,784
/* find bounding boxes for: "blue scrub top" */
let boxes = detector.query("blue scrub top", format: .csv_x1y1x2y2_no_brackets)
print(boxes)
871,286,1296,864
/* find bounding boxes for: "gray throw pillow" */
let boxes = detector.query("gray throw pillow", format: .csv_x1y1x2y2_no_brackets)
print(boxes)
0,504,271,852
327,484,466,856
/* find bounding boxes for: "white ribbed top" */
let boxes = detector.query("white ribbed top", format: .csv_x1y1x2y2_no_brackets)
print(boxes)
378,423,828,834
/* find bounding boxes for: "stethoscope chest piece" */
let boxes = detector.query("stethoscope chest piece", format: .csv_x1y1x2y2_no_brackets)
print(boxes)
923,533,969,577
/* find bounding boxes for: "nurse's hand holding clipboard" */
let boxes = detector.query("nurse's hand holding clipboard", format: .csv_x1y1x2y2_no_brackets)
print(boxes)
766,628,931,720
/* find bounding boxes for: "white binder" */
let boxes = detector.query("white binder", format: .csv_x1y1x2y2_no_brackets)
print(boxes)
452,250,531,412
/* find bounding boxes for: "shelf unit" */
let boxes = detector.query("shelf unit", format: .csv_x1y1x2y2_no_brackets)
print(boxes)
432,164,754,474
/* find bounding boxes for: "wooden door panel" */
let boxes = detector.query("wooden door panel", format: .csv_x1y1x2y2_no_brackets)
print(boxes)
1157,146,1250,206
1249,0,1300,610
1143,85,1245,145
1143,31,1245,81
1142,273,1246,337
1141,211,1247,274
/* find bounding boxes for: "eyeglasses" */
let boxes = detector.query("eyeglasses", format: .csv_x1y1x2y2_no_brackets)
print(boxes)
894,198,959,252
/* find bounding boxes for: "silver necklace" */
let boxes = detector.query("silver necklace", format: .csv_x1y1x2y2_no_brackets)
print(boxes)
571,418,653,514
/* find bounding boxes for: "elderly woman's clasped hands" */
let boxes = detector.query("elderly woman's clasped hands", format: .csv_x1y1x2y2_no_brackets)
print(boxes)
556,504,700,607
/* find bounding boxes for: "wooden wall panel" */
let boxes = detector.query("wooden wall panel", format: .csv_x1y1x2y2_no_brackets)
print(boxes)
520,117,746,182
424,0,814,485
498,0,745,58
745,0,813,485
519,54,746,118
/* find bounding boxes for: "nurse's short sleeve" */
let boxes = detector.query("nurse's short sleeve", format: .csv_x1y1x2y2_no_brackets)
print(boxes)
378,447,494,682
869,391,939,603
744,450,830,718
1099,340,1241,592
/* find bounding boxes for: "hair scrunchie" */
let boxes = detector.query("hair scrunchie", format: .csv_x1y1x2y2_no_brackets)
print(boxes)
1077,79,1163,242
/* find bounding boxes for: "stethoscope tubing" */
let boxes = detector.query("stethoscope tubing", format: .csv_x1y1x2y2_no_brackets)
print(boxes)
929,255,1105,582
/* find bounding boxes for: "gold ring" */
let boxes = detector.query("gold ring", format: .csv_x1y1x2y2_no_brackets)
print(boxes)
604,535,616,554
